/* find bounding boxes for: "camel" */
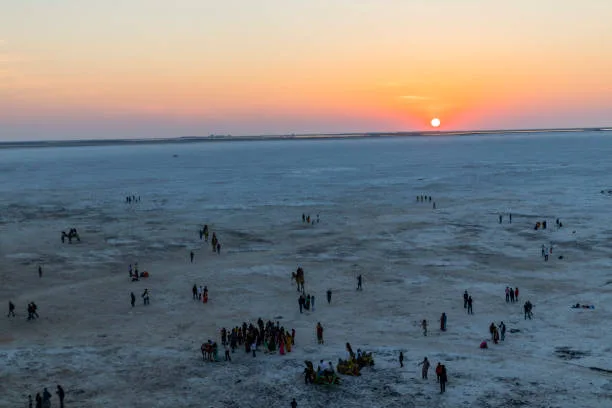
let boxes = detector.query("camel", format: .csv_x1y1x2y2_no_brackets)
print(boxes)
61,228,80,244
292,267,305,292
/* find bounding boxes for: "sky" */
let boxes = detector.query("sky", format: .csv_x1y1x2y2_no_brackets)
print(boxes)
1,0,611,141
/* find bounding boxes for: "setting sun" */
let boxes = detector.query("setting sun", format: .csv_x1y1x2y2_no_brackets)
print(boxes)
431,118,441,128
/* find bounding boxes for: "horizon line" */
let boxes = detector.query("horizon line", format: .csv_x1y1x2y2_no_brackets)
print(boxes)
0,126,610,150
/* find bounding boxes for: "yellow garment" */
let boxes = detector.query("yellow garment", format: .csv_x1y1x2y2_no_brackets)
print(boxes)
286,335,292,352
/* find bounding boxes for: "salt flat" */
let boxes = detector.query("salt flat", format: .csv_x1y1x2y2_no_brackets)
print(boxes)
2,135,612,407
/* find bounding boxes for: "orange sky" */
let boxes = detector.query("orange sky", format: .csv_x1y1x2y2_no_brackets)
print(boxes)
1,0,611,140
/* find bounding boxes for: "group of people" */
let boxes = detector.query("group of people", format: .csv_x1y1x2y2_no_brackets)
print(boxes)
301,213,320,225
130,289,150,307
129,263,149,281
298,293,315,313
417,195,436,209
499,213,513,224
488,321,506,344
124,195,140,204
216,319,296,359
504,286,520,303
414,358,448,393
198,224,221,253
463,290,474,314
191,284,209,303
28,385,65,408
419,314,447,337
6,301,39,320
523,301,534,319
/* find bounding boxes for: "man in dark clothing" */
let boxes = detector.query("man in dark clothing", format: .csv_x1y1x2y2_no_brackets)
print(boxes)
142,289,150,305
57,385,65,408
130,292,136,307
439,365,448,393
31,302,39,319
190,251,194,263
357,275,362,290
467,296,473,314
399,351,404,367
192,284,198,300
42,388,52,405
291,399,298,408
463,290,469,308
7,301,16,317
326,289,332,304
35,393,42,408
38,265,43,278
298,295,304,313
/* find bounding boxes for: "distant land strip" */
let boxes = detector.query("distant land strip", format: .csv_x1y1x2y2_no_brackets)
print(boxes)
0,127,610,150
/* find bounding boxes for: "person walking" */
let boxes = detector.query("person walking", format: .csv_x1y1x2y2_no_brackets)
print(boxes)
56,385,65,408
224,344,231,361
142,289,150,305
463,290,469,309
42,388,52,408
316,322,324,344
38,265,43,278
326,289,332,304
440,313,447,331
7,301,16,317
190,251,194,263
399,351,404,367
421,319,428,336
467,296,474,314
311,295,315,311
291,399,298,408
439,365,448,393
419,357,430,379
357,274,362,290
130,292,136,307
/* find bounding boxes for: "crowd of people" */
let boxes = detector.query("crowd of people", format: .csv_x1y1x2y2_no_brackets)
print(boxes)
212,319,297,359
27,385,65,408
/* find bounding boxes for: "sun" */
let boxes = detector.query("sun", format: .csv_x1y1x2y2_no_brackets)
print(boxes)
430,118,441,128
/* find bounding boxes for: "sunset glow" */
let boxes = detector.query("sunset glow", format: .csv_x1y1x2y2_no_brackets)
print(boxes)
1,1,611,140
431,118,441,128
